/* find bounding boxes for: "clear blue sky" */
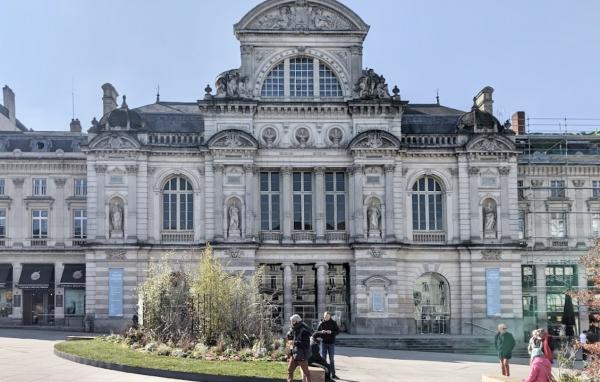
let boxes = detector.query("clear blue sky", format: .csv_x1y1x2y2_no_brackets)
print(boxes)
1,0,599,133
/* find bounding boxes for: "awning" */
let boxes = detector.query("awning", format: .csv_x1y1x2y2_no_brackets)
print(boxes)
18,264,54,289
59,264,86,288
0,264,12,288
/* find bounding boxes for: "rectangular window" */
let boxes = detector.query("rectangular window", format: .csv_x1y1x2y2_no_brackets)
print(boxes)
0,209,5,237
518,210,526,240
517,180,524,199
32,178,47,196
31,209,48,238
522,295,537,317
325,172,346,231
64,288,85,316
593,180,600,198
550,180,565,198
74,179,87,196
550,212,566,238
297,275,304,290
260,172,280,231
545,265,577,287
593,213,600,237
0,179,5,195
270,275,277,290
73,209,87,238
289,57,314,97
293,172,313,231
521,265,536,288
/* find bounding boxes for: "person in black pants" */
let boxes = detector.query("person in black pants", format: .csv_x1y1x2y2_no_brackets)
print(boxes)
309,333,332,381
317,311,340,379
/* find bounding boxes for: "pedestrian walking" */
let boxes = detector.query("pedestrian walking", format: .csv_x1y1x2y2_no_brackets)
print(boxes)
285,314,313,382
317,311,340,379
495,323,516,377
580,330,588,361
522,348,552,382
527,329,543,362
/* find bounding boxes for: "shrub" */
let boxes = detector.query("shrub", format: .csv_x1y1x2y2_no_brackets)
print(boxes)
156,343,172,356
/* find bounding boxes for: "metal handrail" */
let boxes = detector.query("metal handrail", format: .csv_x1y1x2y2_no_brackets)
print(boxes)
465,321,497,334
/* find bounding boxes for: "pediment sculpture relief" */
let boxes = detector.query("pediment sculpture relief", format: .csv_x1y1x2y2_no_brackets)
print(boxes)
469,137,513,152
353,131,397,149
251,3,352,31
211,131,255,148
92,134,137,150
215,69,250,99
355,69,391,99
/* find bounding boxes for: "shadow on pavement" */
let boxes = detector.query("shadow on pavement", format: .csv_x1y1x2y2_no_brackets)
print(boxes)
0,328,90,341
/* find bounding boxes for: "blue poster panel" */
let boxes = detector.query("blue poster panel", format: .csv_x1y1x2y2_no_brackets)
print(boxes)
108,268,123,317
486,268,501,316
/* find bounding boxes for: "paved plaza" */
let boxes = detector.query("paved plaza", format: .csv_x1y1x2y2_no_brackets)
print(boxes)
0,329,533,382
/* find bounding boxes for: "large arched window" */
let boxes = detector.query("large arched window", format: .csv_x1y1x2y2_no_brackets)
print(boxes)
412,176,443,231
261,57,343,98
162,176,193,231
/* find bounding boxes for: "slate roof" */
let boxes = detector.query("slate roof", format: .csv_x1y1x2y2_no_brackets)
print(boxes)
0,131,87,152
402,103,465,134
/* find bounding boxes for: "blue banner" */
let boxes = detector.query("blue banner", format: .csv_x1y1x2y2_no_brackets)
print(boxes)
108,268,123,317
486,268,501,317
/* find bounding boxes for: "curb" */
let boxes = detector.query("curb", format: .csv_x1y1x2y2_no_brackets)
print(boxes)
53,348,282,382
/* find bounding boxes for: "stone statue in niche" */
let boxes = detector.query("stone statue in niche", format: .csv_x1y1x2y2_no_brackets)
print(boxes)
228,202,241,238
109,199,124,238
215,70,249,98
355,69,391,99
367,201,381,237
483,199,497,239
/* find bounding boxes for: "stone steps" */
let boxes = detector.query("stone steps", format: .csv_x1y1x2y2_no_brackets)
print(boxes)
336,336,529,357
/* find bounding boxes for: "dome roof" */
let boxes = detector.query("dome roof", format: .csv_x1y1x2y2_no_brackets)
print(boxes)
98,96,143,130
457,104,501,132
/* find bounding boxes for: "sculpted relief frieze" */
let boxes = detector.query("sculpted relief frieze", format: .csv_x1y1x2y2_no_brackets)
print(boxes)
250,3,353,31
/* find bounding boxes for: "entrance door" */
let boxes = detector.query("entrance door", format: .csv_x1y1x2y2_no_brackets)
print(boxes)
22,289,54,325
414,273,450,334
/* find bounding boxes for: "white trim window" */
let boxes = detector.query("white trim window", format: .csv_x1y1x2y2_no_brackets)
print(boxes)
73,209,87,239
74,179,87,196
293,172,313,231
32,209,48,238
412,177,443,231
593,180,600,198
325,172,346,231
162,177,193,231
550,212,566,238
0,209,5,237
518,210,526,240
592,213,600,238
319,63,342,97
32,178,47,196
550,180,565,198
260,172,281,231
261,63,284,97
0,179,5,195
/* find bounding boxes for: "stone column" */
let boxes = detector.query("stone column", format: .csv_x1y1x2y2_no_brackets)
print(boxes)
282,167,293,243
11,263,22,321
214,164,224,239
535,264,548,328
94,165,107,240
347,167,355,240
54,263,64,324
11,178,25,246
384,165,395,241
244,164,255,239
316,262,328,318
282,263,293,330
353,165,365,238
315,167,325,242
457,156,470,242
126,165,138,240
577,265,590,331
53,178,66,246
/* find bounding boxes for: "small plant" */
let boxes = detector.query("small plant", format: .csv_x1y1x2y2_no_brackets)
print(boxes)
155,343,173,356
555,339,579,382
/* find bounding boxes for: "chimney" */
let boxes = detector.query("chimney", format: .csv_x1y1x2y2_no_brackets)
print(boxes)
474,86,494,115
511,111,526,135
101,83,119,116
70,118,82,133
2,85,16,125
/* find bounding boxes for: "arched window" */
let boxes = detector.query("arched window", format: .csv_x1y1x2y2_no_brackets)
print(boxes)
260,57,343,98
412,176,443,231
162,177,193,231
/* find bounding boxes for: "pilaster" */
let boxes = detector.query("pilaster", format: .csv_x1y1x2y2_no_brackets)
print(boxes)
315,167,325,242
384,164,395,241
316,262,328,317
282,167,293,243
282,262,293,330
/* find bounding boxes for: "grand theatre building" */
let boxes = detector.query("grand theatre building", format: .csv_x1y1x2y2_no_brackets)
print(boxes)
0,0,596,339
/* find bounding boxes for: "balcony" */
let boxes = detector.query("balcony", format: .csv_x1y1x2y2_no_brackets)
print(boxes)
28,238,48,247
292,231,316,243
160,231,194,244
413,231,446,244
0,237,9,247
548,239,569,248
325,231,349,243
260,231,282,243
69,238,87,247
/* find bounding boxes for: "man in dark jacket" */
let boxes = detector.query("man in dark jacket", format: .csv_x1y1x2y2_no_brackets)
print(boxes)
286,314,313,382
316,311,340,379
309,333,332,381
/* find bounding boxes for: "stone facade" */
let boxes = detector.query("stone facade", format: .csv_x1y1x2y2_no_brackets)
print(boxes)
0,0,595,339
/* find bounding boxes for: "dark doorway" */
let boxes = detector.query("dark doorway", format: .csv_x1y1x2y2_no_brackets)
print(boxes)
22,289,54,325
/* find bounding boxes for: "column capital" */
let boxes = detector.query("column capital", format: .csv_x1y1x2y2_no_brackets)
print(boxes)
94,164,108,174
352,164,364,174
243,164,256,174
315,262,328,269
12,177,25,187
213,164,225,173
384,164,395,173
53,178,67,188
315,167,325,176
281,262,294,269
281,166,292,175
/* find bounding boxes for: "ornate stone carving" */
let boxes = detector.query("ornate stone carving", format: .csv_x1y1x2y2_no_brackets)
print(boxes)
531,179,543,187
106,249,126,260
281,166,292,175
402,168,409,176
384,164,395,173
468,166,480,175
295,127,310,147
498,166,511,175
215,69,250,98
314,167,325,176
367,199,381,238
211,131,254,148
482,199,497,239
94,135,137,150
369,247,382,258
572,179,585,188
109,198,124,239
125,165,138,174
95,165,108,174
243,164,255,174
227,200,241,238
328,127,344,146
227,248,242,259
354,69,390,99
12,177,24,187
251,3,352,31
262,127,277,147
355,132,387,149
213,164,225,173
448,168,459,176
53,178,66,188
481,249,501,261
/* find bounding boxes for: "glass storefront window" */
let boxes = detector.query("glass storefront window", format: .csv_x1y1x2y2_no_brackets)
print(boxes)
0,289,12,317
64,288,85,316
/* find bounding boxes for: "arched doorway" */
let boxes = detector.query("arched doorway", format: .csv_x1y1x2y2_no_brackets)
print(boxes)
414,273,450,334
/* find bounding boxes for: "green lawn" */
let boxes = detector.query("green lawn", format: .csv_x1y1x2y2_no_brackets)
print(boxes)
55,339,288,379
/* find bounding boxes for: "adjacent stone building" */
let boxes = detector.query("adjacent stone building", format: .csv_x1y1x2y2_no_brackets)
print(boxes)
0,0,596,339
